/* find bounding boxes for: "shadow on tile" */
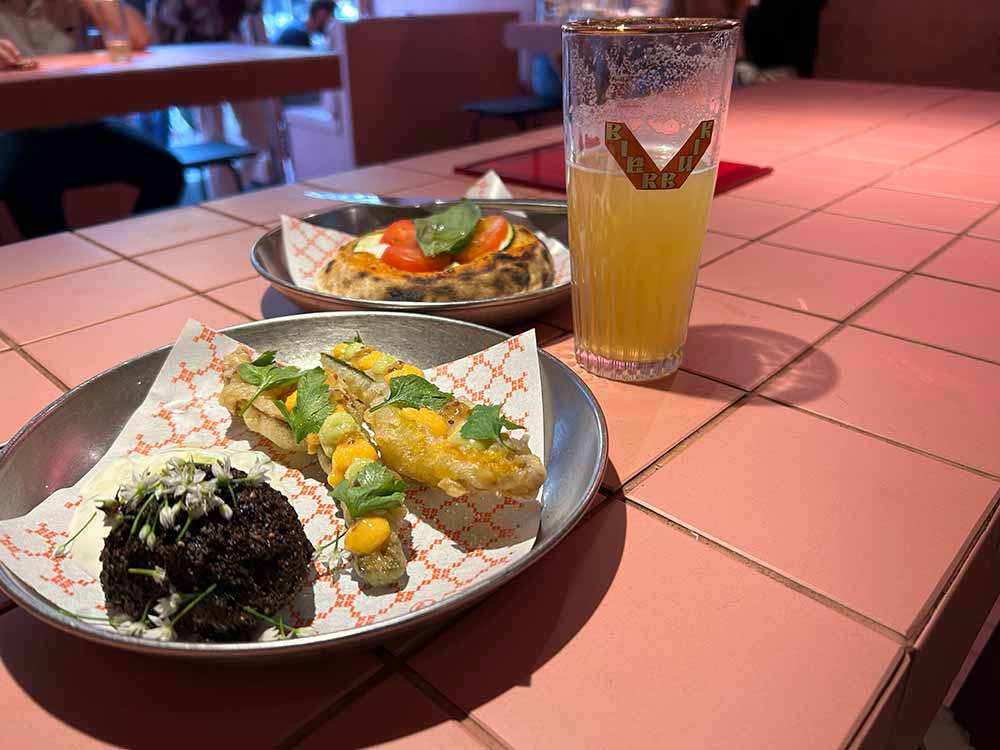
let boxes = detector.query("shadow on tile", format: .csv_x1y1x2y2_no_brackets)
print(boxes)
0,608,380,749
684,323,839,394
261,286,308,319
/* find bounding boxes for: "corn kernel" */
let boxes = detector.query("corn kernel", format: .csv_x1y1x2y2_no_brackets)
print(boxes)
332,342,349,359
344,517,391,555
400,407,448,437
385,364,424,382
306,433,321,455
284,390,298,410
354,350,384,371
332,436,378,475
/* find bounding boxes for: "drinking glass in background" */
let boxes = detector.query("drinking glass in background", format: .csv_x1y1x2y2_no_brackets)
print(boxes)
93,0,132,61
562,18,739,381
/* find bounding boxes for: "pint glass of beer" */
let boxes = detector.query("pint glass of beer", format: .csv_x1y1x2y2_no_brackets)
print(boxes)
562,18,739,381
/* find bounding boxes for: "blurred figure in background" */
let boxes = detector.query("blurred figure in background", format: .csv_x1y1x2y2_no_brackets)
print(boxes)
743,0,826,78
275,0,335,48
149,0,282,195
0,0,184,239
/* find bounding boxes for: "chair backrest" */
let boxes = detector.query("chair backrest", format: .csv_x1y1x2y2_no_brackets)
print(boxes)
335,12,522,166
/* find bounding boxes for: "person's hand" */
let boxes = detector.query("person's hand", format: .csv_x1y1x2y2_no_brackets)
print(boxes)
0,38,22,67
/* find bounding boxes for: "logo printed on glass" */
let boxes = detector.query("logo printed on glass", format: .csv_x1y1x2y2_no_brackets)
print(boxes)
605,120,714,190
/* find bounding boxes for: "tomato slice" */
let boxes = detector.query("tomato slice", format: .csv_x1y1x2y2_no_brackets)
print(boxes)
381,219,416,247
381,243,451,272
455,216,510,264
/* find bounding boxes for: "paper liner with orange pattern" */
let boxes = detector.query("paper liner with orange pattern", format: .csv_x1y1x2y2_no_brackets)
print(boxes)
0,319,544,638
281,170,572,292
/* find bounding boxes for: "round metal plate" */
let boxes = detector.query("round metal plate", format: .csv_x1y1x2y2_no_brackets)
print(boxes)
251,202,571,326
0,313,606,661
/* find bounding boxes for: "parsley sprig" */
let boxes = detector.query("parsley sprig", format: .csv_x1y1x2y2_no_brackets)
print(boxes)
460,403,526,449
274,367,334,442
237,351,302,416
369,374,452,413
330,462,407,518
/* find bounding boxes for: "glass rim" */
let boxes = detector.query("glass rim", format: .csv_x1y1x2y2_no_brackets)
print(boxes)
562,17,740,35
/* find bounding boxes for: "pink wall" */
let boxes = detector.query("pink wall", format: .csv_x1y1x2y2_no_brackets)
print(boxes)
815,1,1000,90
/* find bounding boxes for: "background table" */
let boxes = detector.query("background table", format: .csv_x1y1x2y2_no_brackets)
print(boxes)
0,43,341,130
1,78,1000,749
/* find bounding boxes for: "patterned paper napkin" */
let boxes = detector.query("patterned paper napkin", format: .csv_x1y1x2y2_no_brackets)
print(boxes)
281,170,572,292
0,319,544,638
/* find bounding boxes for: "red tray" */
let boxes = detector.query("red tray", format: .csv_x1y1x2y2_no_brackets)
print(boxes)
456,142,772,194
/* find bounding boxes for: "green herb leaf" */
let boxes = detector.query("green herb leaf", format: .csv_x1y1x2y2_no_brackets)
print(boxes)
249,350,276,367
414,200,481,256
331,462,407,518
460,403,525,449
370,374,452,413
350,332,363,344
273,367,334,442
237,356,302,417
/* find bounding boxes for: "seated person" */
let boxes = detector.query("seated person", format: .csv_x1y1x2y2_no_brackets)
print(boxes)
275,0,335,48
0,1,184,240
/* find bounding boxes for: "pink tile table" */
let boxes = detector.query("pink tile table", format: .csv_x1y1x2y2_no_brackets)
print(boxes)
1,80,999,749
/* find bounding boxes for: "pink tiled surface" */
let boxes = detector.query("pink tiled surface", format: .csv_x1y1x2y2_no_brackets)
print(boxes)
762,326,1000,476
202,183,345,225
24,296,249,387
0,607,381,749
298,674,484,750
877,165,1000,204
697,242,902,319
76,205,249,256
304,164,441,195
767,212,954,270
699,231,745,265
0,351,63,442
629,397,999,635
827,187,994,233
410,501,902,750
544,336,742,489
1,81,1000,749
726,172,858,209
854,275,1000,363
920,235,1000,290
0,233,116,291
706,195,808,239
136,226,267,291
0,261,189,344
684,288,836,389
776,153,897,184
969,207,1000,241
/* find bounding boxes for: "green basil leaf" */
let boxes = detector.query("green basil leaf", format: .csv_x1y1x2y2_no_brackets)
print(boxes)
237,359,302,416
331,462,407,519
460,403,525,448
273,367,334,443
369,374,452,413
414,200,481,257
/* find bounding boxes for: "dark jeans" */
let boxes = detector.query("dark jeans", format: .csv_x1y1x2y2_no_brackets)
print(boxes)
0,120,184,239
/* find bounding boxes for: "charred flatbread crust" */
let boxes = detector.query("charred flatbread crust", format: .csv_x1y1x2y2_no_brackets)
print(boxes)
314,224,554,302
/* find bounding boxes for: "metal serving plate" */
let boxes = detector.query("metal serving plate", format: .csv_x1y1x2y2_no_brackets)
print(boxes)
0,313,606,661
251,199,571,326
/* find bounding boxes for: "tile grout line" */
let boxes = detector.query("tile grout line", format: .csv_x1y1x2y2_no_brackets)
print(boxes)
273,663,397,749
56,232,259,329
392,656,515,750
71,221,255,261
700,102,1000,271
617,492,909,643
0,328,70,392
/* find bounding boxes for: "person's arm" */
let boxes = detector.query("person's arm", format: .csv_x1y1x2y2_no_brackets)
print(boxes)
80,0,152,51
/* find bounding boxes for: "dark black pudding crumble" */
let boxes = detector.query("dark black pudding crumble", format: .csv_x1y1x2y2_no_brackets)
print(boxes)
100,464,313,642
